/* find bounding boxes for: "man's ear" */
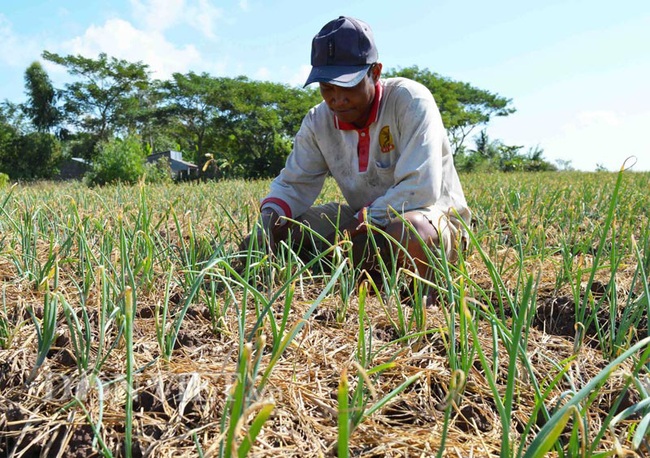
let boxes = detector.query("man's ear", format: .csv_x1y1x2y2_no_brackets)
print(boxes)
372,63,383,82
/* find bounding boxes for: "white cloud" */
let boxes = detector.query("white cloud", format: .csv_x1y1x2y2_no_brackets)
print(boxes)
0,15,18,65
574,110,622,129
130,0,185,33
287,64,311,87
473,103,649,172
129,0,223,39
255,67,270,80
185,0,223,39
545,111,650,171
0,14,40,67
62,18,202,79
239,0,250,12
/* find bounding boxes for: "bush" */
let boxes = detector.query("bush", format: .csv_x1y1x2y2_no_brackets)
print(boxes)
0,132,62,180
85,136,146,186
0,172,9,188
61,132,100,162
144,157,173,184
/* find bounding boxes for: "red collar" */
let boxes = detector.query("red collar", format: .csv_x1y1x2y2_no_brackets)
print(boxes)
334,82,382,131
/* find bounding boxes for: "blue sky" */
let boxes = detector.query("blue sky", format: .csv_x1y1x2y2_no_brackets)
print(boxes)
1,0,648,171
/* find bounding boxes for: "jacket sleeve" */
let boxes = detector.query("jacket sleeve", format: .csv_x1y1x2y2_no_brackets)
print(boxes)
261,115,329,220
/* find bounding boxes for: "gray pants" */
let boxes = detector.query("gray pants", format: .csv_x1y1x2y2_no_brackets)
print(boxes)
292,202,464,261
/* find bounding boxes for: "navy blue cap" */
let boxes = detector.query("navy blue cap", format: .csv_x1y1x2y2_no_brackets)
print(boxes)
304,16,378,88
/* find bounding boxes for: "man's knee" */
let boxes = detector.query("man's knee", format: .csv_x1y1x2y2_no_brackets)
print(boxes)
382,212,443,272
385,212,439,248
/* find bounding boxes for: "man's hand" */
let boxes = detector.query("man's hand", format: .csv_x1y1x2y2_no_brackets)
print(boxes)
257,208,280,254
342,219,366,240
342,207,373,240
238,208,280,255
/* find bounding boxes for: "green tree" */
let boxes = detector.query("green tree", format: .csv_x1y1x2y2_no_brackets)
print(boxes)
156,72,236,167
132,79,178,154
0,110,20,176
0,101,29,134
0,106,19,147
156,73,320,178
384,66,515,154
456,129,556,172
471,129,501,159
521,145,556,172
455,129,500,171
42,51,151,157
0,132,62,180
0,103,62,180
85,135,146,186
275,85,321,138
23,61,60,133
555,159,574,171
223,80,290,178
217,79,322,178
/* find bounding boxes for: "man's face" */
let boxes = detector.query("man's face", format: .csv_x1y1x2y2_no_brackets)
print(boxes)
319,64,381,128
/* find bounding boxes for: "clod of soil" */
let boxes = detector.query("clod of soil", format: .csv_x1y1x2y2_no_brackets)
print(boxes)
533,296,577,337
59,425,97,458
455,404,493,433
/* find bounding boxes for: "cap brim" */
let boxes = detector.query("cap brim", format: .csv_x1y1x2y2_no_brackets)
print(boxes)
303,64,371,88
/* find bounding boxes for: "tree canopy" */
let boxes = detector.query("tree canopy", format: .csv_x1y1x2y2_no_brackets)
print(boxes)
42,51,151,145
0,51,558,182
0,101,61,180
153,73,321,177
23,61,60,133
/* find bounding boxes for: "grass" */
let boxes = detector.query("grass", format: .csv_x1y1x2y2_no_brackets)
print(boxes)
0,171,649,457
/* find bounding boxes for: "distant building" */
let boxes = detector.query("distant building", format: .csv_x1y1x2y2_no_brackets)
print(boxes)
146,151,198,180
58,157,92,180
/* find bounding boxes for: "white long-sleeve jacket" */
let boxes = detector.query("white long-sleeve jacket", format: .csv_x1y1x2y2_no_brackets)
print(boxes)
261,77,471,229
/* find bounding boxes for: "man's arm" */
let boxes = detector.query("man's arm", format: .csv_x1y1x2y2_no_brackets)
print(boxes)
262,114,330,223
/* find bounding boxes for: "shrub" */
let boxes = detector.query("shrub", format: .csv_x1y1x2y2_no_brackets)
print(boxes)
0,132,62,180
85,136,146,186
144,157,173,184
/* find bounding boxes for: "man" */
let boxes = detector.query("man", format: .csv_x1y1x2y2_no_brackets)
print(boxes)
253,16,470,298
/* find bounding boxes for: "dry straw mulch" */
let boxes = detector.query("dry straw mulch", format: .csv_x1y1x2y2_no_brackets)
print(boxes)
0,251,643,457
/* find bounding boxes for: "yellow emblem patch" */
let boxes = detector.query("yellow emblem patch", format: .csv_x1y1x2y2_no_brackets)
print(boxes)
379,125,395,153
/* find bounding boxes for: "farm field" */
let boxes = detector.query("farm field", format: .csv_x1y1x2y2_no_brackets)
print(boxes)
0,170,649,457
